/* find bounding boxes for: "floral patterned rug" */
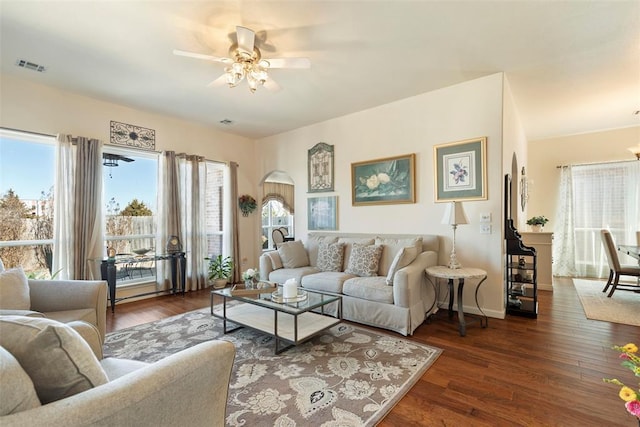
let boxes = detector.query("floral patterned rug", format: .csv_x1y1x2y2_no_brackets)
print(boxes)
104,307,442,426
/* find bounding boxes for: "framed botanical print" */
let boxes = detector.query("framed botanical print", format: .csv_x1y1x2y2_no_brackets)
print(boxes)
434,137,487,202
308,142,334,193
351,153,416,206
308,196,338,230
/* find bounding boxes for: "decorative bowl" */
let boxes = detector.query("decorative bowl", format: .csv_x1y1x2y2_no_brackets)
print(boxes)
132,248,151,256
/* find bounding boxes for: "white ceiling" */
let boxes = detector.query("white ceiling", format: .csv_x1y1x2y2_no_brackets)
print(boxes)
1,1,639,141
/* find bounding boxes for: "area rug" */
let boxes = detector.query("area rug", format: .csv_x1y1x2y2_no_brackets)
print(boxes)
573,279,640,326
104,307,442,426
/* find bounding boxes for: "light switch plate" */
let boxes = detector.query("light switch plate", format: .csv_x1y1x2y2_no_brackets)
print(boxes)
480,224,492,234
480,213,492,223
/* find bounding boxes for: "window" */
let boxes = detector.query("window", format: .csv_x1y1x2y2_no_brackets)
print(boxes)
571,161,639,277
0,129,56,277
261,200,294,250
205,161,226,257
103,146,158,285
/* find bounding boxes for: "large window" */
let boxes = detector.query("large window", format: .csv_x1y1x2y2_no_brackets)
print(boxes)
205,162,226,257
261,200,294,250
0,129,55,277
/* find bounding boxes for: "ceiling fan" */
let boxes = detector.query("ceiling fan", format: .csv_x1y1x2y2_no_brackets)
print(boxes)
174,26,311,93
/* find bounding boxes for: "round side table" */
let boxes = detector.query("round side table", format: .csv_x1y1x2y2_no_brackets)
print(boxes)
425,266,488,336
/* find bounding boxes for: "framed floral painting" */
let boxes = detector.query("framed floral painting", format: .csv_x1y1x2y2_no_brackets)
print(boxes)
308,196,338,230
351,154,416,206
434,137,487,202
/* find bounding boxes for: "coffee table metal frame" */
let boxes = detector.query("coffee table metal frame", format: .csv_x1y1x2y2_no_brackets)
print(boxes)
211,287,342,354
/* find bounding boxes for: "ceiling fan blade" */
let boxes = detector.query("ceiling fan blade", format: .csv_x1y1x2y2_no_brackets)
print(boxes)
236,26,255,53
207,74,229,88
173,49,231,64
264,57,311,69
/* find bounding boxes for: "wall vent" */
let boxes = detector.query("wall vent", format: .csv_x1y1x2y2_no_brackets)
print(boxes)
15,59,46,72
219,119,233,125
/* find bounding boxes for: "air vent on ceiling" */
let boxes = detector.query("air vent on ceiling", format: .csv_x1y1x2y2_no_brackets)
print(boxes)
219,119,233,125
15,59,46,72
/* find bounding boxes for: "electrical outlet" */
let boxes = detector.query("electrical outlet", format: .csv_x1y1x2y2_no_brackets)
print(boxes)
480,213,491,223
480,224,492,234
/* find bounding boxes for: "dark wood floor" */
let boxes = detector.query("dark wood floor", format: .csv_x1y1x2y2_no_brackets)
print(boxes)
106,278,639,426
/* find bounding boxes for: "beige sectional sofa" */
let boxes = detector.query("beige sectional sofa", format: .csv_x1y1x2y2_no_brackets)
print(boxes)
259,232,440,336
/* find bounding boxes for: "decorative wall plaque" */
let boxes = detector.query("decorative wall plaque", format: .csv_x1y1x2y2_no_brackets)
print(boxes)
308,142,334,193
110,121,155,150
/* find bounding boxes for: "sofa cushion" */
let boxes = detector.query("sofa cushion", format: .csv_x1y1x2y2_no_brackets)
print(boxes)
0,316,109,404
0,266,31,310
343,276,394,304
344,243,383,277
0,309,45,318
306,235,339,266
386,245,419,285
317,242,345,272
45,308,98,328
269,266,319,285
0,345,41,415
375,236,423,276
100,357,150,381
301,271,357,294
277,240,310,268
338,237,375,270
264,251,283,270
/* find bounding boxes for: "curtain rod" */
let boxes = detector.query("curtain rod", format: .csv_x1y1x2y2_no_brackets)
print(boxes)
1,127,55,138
556,159,637,168
175,152,228,166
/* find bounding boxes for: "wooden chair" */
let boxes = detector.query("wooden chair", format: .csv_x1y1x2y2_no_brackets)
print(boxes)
272,228,285,249
600,230,640,297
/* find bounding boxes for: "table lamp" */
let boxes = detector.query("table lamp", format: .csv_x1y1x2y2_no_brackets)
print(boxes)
442,201,469,269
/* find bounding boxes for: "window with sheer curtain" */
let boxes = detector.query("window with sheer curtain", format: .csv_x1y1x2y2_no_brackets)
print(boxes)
555,161,640,278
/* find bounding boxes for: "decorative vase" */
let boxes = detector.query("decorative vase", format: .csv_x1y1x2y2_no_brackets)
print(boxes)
531,224,543,232
245,278,256,289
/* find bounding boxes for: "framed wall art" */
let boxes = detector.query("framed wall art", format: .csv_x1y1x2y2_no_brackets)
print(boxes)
308,196,338,230
433,137,487,202
110,121,155,150
308,142,334,193
351,153,416,206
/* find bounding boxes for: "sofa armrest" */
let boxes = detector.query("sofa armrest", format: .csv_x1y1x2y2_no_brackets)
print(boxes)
392,251,438,308
259,252,276,281
28,279,107,342
0,340,236,427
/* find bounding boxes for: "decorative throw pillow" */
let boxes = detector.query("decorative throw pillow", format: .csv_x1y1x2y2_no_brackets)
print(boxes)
317,242,345,272
0,258,5,271
0,346,41,415
345,243,383,277
0,316,109,404
306,235,339,266
265,251,283,270
375,236,423,276
386,246,419,285
277,240,310,268
0,266,31,310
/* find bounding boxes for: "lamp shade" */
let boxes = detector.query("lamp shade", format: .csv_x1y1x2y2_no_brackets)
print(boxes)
441,201,469,226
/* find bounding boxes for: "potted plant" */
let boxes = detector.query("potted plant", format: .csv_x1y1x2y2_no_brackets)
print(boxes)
205,255,233,289
526,215,549,232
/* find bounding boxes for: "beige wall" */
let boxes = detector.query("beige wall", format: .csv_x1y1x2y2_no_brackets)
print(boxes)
257,73,512,318
527,126,640,232
0,74,261,270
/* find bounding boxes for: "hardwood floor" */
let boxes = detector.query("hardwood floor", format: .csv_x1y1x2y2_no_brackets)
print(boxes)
106,278,639,426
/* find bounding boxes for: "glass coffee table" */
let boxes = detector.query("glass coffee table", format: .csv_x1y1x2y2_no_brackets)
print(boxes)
211,286,342,354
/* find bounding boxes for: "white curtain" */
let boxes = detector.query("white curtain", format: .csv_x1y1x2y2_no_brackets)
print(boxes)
177,155,207,291
156,151,181,290
552,166,576,277
555,161,640,278
52,134,75,280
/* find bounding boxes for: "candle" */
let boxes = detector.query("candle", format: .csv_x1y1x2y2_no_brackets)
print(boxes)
283,279,297,299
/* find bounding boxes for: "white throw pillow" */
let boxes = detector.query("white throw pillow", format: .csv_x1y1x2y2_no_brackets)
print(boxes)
385,246,419,285
345,243,383,277
0,346,41,415
0,316,109,404
277,240,310,268
317,242,345,272
0,266,31,310
375,236,422,276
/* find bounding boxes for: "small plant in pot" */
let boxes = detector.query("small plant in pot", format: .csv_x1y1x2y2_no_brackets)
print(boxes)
205,255,233,289
526,215,549,232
